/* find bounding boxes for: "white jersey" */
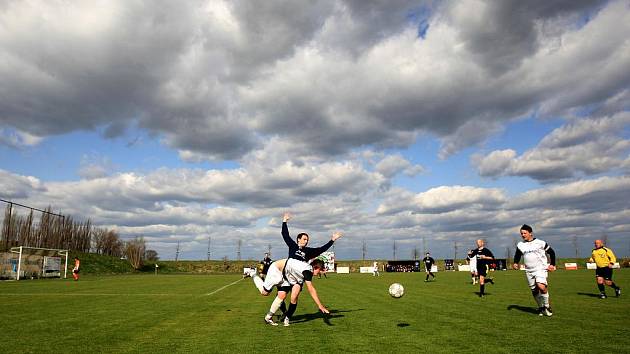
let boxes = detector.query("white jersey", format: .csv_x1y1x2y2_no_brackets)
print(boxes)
516,238,550,272
283,258,313,285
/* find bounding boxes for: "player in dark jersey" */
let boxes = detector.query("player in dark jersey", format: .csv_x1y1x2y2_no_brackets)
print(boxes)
422,252,436,282
470,239,494,297
264,212,342,326
282,212,342,262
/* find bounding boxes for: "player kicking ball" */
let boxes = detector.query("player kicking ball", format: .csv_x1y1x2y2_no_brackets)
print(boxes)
246,258,328,326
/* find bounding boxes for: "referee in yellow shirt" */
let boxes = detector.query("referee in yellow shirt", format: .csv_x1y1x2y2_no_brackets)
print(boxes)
589,239,621,299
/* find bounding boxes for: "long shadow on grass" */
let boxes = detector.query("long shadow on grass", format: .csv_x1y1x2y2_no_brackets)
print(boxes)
291,308,364,326
577,292,601,298
506,305,539,314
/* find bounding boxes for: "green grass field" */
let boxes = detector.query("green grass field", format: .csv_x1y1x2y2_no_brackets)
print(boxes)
1,269,628,353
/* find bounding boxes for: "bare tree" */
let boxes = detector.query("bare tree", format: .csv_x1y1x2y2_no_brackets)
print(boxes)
125,237,146,270
145,249,159,262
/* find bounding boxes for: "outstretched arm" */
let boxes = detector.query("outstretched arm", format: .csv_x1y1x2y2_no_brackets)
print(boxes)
305,232,343,259
304,280,329,314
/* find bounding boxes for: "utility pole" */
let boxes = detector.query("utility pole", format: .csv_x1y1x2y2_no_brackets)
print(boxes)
454,241,458,261
237,239,242,261
267,243,272,258
393,240,397,260
207,237,211,261
175,241,181,262
572,235,579,259
362,239,367,261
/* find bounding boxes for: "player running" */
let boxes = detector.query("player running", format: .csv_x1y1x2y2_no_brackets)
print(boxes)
589,239,621,299
470,240,494,297
422,252,436,282
512,224,556,316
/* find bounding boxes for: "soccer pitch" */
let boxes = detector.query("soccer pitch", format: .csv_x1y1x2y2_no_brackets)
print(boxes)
1,270,628,353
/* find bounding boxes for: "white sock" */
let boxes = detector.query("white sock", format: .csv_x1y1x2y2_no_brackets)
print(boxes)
535,294,543,307
267,296,284,316
252,274,265,294
540,293,549,307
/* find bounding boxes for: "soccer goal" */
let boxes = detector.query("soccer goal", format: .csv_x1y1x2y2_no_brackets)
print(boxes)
1,246,69,280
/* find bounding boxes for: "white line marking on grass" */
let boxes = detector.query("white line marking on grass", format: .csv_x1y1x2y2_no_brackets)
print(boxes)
205,277,245,296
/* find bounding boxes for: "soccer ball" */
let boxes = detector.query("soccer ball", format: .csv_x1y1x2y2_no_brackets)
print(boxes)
388,283,404,298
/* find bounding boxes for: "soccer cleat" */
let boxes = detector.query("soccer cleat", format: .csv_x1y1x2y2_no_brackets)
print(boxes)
599,293,607,299
615,288,621,297
538,307,544,317
264,315,278,326
283,317,290,327
543,306,553,317
487,278,494,285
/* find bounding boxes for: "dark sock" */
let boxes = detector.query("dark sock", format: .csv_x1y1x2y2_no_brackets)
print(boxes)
426,275,429,280
279,301,287,314
598,284,605,293
610,282,619,289
286,302,297,319
480,284,485,295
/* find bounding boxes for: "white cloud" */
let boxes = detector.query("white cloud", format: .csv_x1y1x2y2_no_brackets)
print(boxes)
476,112,630,182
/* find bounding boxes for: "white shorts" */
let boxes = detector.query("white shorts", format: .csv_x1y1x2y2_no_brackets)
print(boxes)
262,265,289,291
525,269,548,290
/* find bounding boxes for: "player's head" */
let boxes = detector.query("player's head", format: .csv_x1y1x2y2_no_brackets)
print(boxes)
311,258,325,275
296,232,309,247
594,239,604,249
520,224,533,240
476,239,485,248
425,252,430,256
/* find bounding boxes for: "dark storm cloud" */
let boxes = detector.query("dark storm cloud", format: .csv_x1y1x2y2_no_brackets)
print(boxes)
444,0,607,74
1,0,628,160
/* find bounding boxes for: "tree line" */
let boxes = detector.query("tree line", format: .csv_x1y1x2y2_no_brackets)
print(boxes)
0,203,157,269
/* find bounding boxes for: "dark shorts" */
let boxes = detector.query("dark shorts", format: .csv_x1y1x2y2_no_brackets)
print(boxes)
595,267,613,280
477,265,488,277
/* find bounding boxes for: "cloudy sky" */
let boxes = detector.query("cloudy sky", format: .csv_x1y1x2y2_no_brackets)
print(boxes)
1,0,629,261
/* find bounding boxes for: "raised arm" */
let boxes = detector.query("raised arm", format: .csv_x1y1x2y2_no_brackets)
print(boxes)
281,213,297,248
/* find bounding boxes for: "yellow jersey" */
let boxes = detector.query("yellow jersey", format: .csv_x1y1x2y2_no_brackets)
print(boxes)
590,247,617,268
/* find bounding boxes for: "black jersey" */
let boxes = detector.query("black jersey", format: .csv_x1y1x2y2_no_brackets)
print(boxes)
422,256,435,268
282,222,334,262
471,247,494,267
260,256,272,274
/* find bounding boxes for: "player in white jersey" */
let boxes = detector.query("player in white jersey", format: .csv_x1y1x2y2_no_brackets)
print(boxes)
248,258,328,326
512,224,556,317
373,261,380,276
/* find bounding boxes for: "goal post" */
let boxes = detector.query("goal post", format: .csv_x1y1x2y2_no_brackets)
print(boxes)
7,246,69,280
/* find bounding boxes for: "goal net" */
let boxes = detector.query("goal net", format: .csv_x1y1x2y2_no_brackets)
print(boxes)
0,246,68,280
